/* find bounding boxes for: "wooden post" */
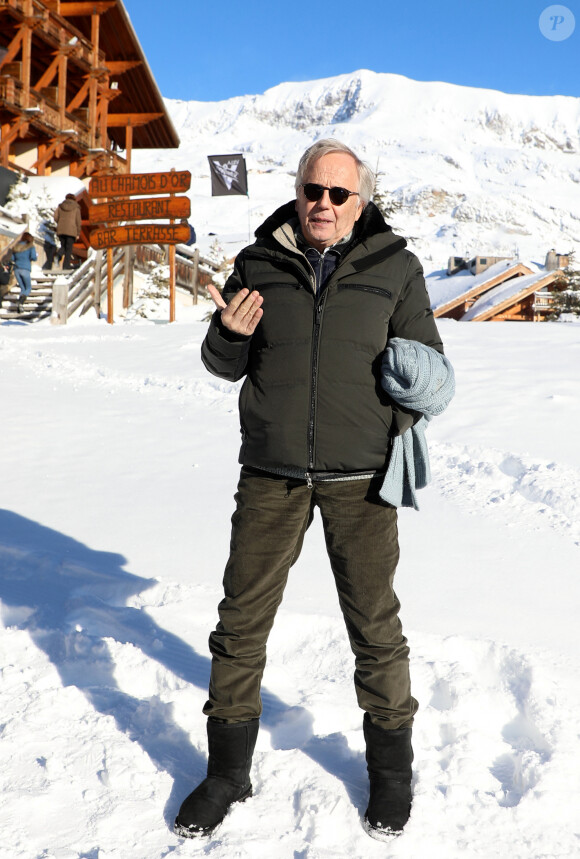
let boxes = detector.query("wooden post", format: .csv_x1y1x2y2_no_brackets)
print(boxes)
22,10,32,109
89,12,100,149
107,246,113,323
192,247,199,305
169,243,176,322
94,249,103,316
51,280,68,325
123,246,132,308
125,123,133,172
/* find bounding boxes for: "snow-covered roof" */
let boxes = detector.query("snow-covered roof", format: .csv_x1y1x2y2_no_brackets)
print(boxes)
463,270,561,320
427,259,537,312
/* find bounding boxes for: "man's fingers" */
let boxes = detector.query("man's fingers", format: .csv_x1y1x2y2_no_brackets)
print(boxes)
245,306,263,335
221,289,263,335
209,285,263,335
207,283,227,310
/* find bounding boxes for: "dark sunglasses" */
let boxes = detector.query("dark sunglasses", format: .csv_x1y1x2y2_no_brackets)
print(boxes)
300,183,360,206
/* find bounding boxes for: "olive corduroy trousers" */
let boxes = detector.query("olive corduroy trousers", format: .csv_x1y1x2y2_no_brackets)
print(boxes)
203,468,418,729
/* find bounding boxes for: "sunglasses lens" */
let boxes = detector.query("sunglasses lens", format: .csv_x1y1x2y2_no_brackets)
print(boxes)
302,183,324,202
329,187,350,205
302,184,352,206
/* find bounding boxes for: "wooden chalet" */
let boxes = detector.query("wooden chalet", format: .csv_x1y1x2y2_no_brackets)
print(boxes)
462,270,566,322
433,261,534,320
0,0,179,181
432,258,567,322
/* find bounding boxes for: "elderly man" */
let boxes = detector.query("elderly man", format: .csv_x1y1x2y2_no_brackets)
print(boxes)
175,140,444,841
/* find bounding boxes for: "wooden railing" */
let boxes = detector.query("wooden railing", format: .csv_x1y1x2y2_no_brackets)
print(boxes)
1,244,221,323
532,291,555,309
133,244,218,302
51,247,126,323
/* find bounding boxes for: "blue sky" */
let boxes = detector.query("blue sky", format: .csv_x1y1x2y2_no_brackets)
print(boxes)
123,0,579,102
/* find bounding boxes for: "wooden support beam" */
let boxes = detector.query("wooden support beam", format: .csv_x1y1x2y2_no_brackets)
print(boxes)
106,113,163,127
104,60,142,74
89,11,100,148
21,14,32,107
58,1,116,14
36,141,47,175
125,122,132,171
0,30,25,69
58,52,67,124
33,54,60,91
66,77,90,112
31,136,65,171
0,117,30,151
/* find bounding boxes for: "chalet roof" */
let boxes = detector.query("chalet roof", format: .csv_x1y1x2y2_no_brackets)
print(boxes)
428,259,535,315
65,0,179,150
463,270,563,321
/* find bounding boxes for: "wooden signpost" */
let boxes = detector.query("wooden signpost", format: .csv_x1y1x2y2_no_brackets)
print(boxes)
88,169,192,323
88,195,191,225
89,170,192,198
90,223,191,250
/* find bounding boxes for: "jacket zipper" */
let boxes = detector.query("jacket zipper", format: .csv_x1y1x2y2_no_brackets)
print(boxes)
308,297,325,470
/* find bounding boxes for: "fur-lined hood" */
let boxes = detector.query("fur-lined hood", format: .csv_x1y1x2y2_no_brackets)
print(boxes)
12,238,35,253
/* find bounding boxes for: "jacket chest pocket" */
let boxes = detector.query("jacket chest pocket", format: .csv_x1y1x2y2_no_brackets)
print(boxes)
337,283,392,300
331,282,396,347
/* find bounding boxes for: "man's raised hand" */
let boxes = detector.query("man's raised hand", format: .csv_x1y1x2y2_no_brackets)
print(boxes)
208,284,263,336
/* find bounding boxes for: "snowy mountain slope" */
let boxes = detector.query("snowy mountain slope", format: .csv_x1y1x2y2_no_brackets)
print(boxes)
1,311,580,858
132,69,580,270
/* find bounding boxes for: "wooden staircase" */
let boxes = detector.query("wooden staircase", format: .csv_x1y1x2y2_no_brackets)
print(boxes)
0,271,59,321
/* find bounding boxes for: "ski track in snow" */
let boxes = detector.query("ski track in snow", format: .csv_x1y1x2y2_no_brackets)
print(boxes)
431,441,580,548
0,336,241,407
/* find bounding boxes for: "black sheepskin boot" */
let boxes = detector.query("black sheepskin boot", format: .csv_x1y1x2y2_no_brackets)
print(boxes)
174,718,259,838
363,713,414,841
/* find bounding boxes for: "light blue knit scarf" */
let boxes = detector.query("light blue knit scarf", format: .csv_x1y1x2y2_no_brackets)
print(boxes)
380,338,455,510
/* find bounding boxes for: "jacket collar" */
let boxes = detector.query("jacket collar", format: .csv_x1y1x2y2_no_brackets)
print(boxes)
254,199,405,255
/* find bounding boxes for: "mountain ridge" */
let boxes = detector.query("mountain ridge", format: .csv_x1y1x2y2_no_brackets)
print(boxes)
133,69,580,270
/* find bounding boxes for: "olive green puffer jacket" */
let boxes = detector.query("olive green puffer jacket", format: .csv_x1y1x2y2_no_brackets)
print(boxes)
201,201,443,476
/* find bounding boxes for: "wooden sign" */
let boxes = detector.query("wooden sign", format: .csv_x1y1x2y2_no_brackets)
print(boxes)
89,170,191,198
90,223,191,250
88,195,191,225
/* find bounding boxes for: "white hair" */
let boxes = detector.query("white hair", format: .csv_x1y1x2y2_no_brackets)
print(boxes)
295,139,375,204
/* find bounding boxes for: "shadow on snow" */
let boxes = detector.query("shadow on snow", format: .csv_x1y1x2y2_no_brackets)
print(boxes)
0,509,366,831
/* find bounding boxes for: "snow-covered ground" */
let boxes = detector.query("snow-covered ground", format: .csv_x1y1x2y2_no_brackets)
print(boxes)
1,305,579,858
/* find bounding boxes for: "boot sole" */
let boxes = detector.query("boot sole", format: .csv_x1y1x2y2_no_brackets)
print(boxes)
173,785,253,839
362,816,403,842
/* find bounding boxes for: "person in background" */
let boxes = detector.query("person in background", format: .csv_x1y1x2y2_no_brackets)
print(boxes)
54,193,81,270
174,140,445,842
11,232,37,313
38,218,57,270
180,218,197,246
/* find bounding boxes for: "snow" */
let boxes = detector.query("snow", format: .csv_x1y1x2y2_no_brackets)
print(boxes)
129,69,580,271
1,308,580,858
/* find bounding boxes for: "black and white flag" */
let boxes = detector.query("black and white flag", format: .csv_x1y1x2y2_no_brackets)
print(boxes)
208,154,248,196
